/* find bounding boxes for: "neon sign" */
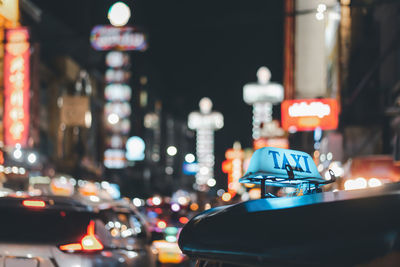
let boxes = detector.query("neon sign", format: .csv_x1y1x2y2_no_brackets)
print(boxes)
4,28,30,147
222,142,244,196
281,99,338,131
90,25,147,51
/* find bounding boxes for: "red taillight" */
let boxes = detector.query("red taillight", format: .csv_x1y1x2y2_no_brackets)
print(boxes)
59,220,103,252
22,200,46,208
157,220,167,229
81,221,103,251
179,216,189,224
59,243,82,251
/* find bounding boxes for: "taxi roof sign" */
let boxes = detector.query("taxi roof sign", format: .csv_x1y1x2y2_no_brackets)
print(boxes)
240,147,328,187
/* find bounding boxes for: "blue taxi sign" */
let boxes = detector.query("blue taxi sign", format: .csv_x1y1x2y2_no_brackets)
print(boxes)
240,147,326,187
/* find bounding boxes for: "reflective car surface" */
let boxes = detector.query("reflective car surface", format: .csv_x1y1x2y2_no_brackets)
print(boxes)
96,200,157,267
0,194,156,267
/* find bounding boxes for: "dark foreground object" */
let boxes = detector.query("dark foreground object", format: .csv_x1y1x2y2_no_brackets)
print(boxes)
179,183,400,266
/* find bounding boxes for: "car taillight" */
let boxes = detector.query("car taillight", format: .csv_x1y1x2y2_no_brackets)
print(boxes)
22,200,46,208
59,220,103,252
59,243,82,251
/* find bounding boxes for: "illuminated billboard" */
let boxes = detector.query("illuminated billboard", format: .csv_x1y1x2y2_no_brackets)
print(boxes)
4,28,30,147
253,137,289,150
90,25,147,51
281,98,338,132
104,84,132,101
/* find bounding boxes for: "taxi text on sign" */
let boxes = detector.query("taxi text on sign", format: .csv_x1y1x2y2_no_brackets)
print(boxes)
242,147,322,181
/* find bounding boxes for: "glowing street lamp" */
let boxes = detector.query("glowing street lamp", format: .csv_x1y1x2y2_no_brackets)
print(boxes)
185,153,195,163
167,146,177,156
243,67,284,141
108,2,131,27
188,97,223,191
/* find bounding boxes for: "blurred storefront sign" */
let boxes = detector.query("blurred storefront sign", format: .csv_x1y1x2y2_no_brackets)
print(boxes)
103,57,131,168
104,148,126,169
60,96,90,127
344,155,400,191
50,177,75,196
281,98,338,131
105,68,131,83
104,84,132,101
90,25,147,51
183,162,198,176
294,1,340,99
94,24,146,169
106,119,130,134
104,102,131,118
125,136,145,161
105,51,129,67
4,27,30,147
106,135,126,149
0,0,19,23
222,142,244,197
253,137,289,150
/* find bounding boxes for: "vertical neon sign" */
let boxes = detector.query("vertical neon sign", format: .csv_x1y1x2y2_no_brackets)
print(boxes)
4,27,30,147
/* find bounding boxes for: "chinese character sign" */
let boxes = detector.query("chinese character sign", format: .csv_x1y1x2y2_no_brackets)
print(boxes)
4,28,30,147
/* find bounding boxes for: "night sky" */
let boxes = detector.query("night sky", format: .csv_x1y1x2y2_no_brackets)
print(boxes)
31,0,284,162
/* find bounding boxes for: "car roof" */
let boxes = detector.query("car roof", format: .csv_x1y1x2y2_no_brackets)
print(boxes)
0,194,93,212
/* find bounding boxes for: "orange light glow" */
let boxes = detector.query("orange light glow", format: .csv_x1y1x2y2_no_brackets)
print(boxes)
253,137,289,150
179,217,189,224
22,200,46,208
281,99,338,131
59,220,103,252
221,160,232,173
221,192,232,202
0,151,4,165
81,235,103,251
59,243,82,251
155,207,163,214
190,203,199,211
157,220,167,229
298,117,320,128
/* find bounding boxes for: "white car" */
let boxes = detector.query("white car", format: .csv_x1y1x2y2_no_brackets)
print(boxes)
0,195,156,267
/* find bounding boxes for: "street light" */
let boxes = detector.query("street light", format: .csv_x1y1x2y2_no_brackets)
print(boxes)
27,152,37,164
13,149,22,160
108,2,131,27
185,153,195,163
188,97,223,191
107,113,120,125
167,146,177,156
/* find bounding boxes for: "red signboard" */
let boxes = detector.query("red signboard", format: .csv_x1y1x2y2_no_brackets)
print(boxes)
4,28,30,147
253,137,289,150
90,25,147,51
281,98,338,131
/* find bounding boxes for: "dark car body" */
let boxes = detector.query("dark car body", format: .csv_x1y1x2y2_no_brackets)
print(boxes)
179,183,400,266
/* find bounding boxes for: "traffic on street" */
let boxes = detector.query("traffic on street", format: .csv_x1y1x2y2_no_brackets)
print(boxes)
1,0,400,266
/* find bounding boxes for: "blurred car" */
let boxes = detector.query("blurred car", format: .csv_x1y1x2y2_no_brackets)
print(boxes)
152,240,186,266
95,199,157,267
0,194,156,267
342,155,400,190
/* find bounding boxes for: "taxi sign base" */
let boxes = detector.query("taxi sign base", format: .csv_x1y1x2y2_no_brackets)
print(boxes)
239,147,335,198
